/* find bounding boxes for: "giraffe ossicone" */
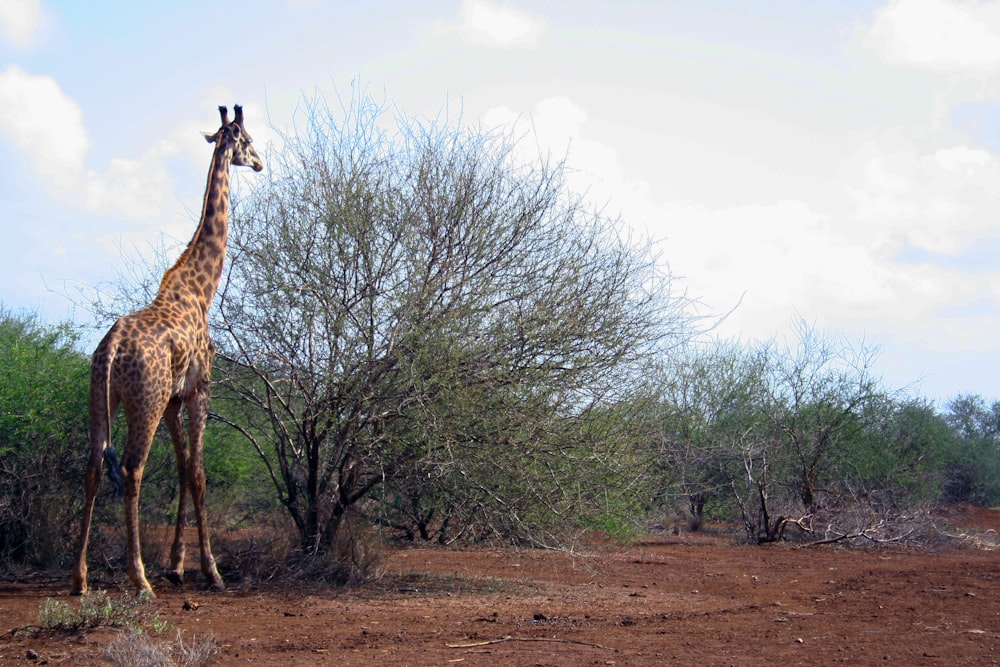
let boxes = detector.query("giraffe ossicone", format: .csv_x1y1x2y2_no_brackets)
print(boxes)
71,104,262,597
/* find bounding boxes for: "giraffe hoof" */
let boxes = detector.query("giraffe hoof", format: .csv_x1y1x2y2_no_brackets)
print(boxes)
165,571,184,586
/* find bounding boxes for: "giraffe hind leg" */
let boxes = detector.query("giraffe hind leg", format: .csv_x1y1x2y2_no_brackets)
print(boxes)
71,454,103,595
120,401,163,598
72,393,119,595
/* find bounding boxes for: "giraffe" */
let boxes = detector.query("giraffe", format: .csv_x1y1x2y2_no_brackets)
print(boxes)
71,105,263,597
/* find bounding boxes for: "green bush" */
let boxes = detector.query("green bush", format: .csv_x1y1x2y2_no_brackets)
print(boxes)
0,310,89,569
38,590,166,633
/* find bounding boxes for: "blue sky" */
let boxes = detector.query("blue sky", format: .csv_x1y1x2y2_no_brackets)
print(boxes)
1,0,999,403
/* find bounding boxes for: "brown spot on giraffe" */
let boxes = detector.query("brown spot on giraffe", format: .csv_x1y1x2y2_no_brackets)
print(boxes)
71,105,263,597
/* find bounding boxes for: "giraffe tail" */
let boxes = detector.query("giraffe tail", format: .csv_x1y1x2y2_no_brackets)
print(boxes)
104,446,123,501
92,323,123,502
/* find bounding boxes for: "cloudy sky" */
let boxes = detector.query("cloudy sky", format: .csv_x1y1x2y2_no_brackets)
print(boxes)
1,0,999,403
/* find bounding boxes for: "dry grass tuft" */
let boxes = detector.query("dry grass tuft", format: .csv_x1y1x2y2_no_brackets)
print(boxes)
106,629,219,667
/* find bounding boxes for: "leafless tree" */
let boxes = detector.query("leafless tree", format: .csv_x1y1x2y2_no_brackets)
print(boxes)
210,91,693,552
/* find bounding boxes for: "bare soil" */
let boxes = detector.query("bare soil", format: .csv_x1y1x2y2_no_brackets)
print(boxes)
2,507,1000,666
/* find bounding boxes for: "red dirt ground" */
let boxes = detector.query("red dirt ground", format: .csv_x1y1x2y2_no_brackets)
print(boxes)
2,508,1000,666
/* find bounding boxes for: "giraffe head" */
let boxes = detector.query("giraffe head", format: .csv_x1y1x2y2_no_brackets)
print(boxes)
204,104,263,172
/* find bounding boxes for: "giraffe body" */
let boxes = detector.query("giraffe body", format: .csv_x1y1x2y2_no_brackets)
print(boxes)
72,105,262,597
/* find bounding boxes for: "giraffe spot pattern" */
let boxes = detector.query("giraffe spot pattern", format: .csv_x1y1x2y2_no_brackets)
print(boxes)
72,105,260,597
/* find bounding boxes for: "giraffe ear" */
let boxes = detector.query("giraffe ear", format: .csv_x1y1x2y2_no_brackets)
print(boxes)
203,131,218,144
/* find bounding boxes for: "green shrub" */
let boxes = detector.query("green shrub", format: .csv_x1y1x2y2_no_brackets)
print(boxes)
37,590,166,633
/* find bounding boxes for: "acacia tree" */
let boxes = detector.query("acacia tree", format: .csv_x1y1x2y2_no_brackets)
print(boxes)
731,325,891,542
654,322,941,544
762,321,885,514
853,397,953,504
943,395,1000,505
652,342,770,530
211,92,689,553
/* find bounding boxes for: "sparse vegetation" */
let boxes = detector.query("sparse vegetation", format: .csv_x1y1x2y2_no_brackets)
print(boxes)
0,90,999,607
9,590,217,667
36,590,166,634
106,629,219,667
647,321,1000,546
1,589,167,647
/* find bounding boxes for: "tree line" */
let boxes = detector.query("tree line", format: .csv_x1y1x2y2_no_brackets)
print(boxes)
1,91,997,576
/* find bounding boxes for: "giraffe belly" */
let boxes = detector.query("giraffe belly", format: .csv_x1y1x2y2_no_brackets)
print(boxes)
174,357,210,398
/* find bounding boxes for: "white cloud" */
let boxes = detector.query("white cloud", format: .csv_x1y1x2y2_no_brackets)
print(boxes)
661,193,996,354
867,0,1000,71
665,200,833,313
932,145,993,171
484,96,629,210
0,65,183,222
828,135,1000,352
0,0,42,49
434,0,544,48
0,66,88,184
856,3,1000,352
484,94,1000,360
842,138,1000,254
81,142,178,222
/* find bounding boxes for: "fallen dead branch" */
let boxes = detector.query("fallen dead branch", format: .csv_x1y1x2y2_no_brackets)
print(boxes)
801,519,916,547
931,526,1000,551
446,635,616,651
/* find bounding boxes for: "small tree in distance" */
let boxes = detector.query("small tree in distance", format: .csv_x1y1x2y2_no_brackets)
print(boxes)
211,89,693,557
653,321,970,546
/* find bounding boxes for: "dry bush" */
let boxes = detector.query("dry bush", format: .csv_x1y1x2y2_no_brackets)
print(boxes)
212,510,384,587
106,629,219,667
777,501,1000,552
66,520,169,586
285,512,386,586
212,512,297,585
139,523,172,572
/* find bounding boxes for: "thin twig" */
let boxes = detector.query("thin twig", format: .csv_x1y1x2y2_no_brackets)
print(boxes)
446,635,616,651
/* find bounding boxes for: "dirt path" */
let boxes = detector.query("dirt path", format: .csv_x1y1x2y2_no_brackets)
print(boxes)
3,508,999,665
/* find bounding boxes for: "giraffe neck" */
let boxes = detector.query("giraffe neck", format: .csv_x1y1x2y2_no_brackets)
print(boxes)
155,141,234,315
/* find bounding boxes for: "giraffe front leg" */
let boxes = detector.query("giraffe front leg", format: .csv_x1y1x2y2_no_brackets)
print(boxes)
164,398,188,586
187,387,224,591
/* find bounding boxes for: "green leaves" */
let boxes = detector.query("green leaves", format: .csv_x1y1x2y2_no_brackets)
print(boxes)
650,323,994,544
0,310,90,568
